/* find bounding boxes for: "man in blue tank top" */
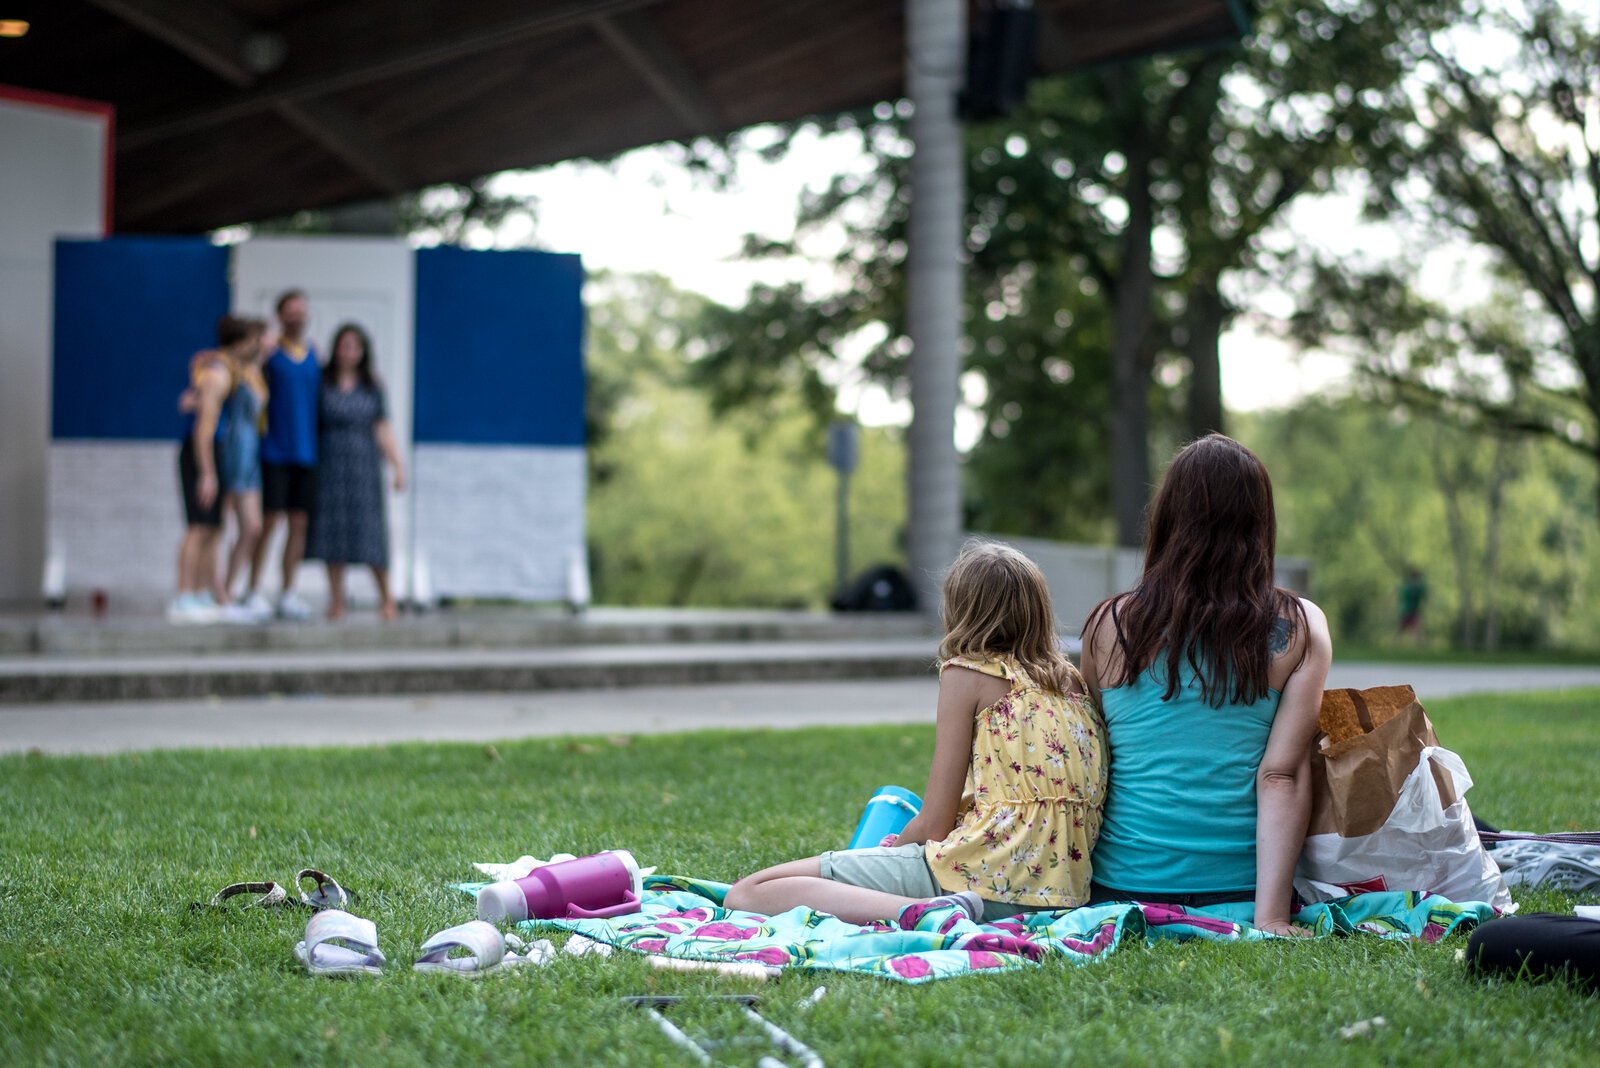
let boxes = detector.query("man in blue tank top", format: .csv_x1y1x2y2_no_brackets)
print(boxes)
246,289,321,620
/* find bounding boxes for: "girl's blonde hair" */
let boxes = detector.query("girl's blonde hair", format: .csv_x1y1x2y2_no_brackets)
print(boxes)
938,539,1078,694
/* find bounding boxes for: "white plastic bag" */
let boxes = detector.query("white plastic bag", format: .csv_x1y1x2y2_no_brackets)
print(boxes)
1296,746,1515,913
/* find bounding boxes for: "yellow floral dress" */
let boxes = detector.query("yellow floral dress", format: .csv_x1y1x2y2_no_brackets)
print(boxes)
924,654,1108,908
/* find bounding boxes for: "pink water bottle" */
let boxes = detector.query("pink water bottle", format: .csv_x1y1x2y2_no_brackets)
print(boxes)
477,850,643,923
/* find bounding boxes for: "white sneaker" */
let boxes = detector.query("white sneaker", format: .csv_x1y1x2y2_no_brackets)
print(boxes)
236,591,275,622
167,593,219,625
217,602,264,624
165,595,191,624
276,592,314,621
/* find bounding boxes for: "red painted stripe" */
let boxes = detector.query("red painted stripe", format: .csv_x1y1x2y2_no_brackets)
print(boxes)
102,105,116,234
0,83,116,234
0,83,113,119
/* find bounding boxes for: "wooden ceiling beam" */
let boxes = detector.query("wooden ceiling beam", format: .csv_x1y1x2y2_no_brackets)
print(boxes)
590,8,720,135
274,98,414,195
87,0,413,194
121,0,665,150
83,0,260,86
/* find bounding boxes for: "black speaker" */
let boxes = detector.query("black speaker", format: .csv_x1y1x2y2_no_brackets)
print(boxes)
960,3,1038,121
832,564,918,612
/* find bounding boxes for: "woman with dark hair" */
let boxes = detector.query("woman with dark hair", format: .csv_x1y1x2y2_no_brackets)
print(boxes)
306,324,405,620
1080,433,1331,936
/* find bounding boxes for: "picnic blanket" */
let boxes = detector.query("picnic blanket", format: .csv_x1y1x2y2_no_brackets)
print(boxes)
452,874,1496,984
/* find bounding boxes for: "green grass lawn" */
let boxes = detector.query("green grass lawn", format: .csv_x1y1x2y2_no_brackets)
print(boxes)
3,690,1597,1066
1334,643,1600,666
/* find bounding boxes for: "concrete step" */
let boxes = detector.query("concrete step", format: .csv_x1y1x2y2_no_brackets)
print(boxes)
0,608,934,659
0,638,938,704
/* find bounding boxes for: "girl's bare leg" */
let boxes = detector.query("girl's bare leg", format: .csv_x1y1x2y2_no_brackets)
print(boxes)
199,528,225,603
282,511,310,592
325,563,346,620
177,527,203,594
223,492,263,599
371,565,397,621
251,511,281,593
724,858,925,924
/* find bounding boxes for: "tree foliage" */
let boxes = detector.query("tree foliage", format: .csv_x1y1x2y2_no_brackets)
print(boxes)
1295,0,1600,503
586,274,907,608
693,0,1437,544
1241,396,1599,650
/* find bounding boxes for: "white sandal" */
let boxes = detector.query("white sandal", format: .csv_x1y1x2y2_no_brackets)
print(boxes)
293,910,386,976
413,920,529,978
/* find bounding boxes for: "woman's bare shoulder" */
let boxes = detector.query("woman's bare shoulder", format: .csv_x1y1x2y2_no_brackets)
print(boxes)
1084,593,1132,643
1268,597,1330,689
1081,593,1133,688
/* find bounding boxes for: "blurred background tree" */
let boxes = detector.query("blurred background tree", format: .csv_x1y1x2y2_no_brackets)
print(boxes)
691,0,1440,545
585,273,906,607
1242,396,1597,652
1294,0,1600,508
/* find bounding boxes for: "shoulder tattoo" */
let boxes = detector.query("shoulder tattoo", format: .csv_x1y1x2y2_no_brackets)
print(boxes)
1270,617,1292,656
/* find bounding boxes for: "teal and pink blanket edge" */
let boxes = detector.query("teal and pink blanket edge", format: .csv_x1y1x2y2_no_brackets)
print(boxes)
450,874,1496,984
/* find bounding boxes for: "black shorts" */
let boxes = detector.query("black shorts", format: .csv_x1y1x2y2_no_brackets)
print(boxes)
262,462,317,514
179,438,224,528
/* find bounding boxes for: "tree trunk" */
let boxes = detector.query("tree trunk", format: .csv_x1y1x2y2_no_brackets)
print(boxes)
1428,428,1475,649
1110,76,1155,548
1480,435,1511,651
1594,443,1600,530
1185,279,1227,439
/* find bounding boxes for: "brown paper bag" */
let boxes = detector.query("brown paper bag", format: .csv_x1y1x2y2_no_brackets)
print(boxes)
1307,685,1458,839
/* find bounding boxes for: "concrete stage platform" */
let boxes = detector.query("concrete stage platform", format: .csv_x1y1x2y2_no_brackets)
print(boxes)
0,607,938,703
0,606,935,657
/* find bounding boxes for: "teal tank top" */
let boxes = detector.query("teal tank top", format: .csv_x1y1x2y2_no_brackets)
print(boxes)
1091,657,1281,895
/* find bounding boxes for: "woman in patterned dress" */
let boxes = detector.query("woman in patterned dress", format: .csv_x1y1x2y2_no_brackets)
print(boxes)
306,324,405,621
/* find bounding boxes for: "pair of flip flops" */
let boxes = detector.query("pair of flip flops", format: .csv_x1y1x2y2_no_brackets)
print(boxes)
293,911,555,978
195,869,356,912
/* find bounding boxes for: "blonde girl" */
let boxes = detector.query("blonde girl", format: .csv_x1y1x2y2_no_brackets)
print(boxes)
726,541,1108,924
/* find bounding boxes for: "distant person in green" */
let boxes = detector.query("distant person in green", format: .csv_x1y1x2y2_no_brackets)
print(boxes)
1398,567,1427,644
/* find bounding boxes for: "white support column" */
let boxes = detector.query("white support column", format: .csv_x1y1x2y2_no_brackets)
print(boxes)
0,94,108,607
905,0,966,612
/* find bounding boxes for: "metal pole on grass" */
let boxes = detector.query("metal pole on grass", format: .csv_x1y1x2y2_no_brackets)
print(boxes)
827,420,859,600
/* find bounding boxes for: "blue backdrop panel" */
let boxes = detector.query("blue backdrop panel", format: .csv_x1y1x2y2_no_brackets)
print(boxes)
413,247,585,446
52,237,231,440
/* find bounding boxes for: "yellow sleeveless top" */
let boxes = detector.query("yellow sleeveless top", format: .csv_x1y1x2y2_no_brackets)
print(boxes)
923,653,1108,907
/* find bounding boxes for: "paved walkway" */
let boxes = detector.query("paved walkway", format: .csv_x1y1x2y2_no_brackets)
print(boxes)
2,662,1597,755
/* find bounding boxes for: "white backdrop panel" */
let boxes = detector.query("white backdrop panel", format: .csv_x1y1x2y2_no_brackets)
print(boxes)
47,442,179,610
413,445,586,602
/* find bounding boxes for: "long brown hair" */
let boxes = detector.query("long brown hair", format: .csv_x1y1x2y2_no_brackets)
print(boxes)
324,323,379,389
1089,434,1306,706
939,539,1078,695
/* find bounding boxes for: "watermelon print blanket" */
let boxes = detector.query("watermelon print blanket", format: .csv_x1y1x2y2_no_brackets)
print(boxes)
452,874,1496,985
